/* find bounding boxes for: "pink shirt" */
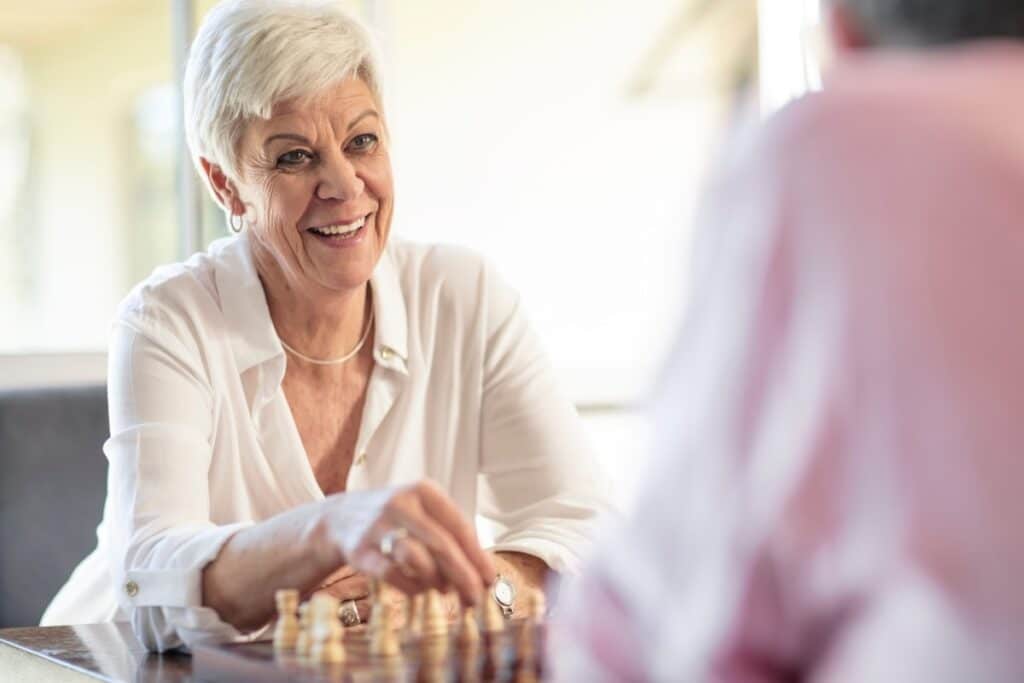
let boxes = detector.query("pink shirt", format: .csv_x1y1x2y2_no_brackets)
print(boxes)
553,43,1024,682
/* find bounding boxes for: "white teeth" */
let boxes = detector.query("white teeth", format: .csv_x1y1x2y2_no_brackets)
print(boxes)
310,216,366,236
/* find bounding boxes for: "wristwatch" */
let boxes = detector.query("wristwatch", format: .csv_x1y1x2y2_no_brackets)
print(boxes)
493,574,516,618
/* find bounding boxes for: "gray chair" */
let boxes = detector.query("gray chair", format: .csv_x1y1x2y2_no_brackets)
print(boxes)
0,384,109,628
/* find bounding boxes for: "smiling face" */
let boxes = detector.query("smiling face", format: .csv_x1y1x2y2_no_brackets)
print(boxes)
226,77,393,296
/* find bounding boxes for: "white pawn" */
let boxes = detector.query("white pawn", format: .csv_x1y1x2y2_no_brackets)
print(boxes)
408,592,425,639
515,589,546,682
295,602,312,658
517,589,543,649
309,594,345,664
369,599,401,658
482,590,505,634
458,603,480,647
273,589,300,650
421,589,448,638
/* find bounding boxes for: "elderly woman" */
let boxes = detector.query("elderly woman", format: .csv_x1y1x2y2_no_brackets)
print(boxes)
42,0,609,651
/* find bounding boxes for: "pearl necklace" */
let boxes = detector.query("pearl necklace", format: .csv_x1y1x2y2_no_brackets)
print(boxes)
278,308,375,366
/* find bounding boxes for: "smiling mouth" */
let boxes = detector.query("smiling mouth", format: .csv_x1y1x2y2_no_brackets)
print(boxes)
307,215,368,240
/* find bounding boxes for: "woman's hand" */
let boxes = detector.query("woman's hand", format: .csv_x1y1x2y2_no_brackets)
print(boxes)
319,480,496,607
315,567,372,625
316,568,443,628
491,551,551,612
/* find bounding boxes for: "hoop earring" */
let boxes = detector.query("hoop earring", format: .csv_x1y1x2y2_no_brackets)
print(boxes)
228,212,243,234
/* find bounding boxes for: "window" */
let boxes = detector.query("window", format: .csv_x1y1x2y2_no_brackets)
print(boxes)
759,0,825,112
0,3,178,353
378,1,738,407
374,1,747,504
0,0,774,505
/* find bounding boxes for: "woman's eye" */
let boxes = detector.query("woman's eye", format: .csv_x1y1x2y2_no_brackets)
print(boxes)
277,150,312,166
348,133,378,152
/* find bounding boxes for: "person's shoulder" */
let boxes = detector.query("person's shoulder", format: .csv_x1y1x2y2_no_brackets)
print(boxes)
387,238,503,295
385,238,515,320
115,236,234,334
767,50,1000,159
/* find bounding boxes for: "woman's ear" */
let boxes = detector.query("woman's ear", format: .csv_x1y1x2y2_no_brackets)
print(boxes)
199,158,242,216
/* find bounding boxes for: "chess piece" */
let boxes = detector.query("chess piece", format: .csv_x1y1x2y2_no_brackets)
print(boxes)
480,590,506,678
408,592,425,639
517,589,544,654
416,589,450,664
482,631,502,682
514,589,546,683
457,603,480,647
457,643,480,683
273,589,300,650
416,625,449,683
482,590,505,634
295,602,312,658
369,598,401,658
309,593,346,664
455,604,481,681
421,589,448,638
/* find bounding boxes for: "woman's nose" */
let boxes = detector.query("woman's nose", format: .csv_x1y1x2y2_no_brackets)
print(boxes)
316,151,364,201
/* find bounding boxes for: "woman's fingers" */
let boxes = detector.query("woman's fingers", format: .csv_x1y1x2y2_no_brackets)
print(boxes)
416,481,497,584
396,508,485,605
332,573,370,599
316,573,370,602
328,481,493,606
390,533,443,589
318,565,358,587
381,565,427,596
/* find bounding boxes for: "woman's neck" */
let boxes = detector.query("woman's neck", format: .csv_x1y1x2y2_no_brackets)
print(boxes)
257,261,372,363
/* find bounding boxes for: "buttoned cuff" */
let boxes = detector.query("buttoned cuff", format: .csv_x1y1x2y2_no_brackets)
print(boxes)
119,522,250,609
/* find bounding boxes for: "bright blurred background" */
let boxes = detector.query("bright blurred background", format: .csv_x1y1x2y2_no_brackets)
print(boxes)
0,0,822,508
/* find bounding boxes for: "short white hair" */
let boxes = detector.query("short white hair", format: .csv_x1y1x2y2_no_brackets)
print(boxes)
184,0,382,183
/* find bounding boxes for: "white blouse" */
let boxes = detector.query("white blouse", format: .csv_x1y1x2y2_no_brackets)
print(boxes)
42,233,612,652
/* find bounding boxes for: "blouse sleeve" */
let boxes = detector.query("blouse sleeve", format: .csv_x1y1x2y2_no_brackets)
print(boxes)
103,318,254,652
475,262,615,573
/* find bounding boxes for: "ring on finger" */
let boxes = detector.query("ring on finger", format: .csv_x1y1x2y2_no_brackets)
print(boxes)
339,599,361,627
379,527,409,559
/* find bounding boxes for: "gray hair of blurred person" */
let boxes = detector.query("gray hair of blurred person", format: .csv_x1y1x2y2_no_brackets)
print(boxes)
836,0,1024,47
184,0,382,188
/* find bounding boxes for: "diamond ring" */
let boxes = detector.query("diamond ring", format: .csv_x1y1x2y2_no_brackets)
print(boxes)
379,527,409,559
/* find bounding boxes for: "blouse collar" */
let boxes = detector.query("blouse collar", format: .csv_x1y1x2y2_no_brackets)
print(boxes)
213,232,410,386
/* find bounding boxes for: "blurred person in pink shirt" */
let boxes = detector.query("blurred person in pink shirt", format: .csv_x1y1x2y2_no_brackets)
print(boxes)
552,1,1024,681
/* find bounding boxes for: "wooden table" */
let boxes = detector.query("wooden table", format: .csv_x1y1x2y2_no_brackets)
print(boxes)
0,623,193,682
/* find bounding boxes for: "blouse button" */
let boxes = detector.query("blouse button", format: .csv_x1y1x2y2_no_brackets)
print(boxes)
124,580,139,597
379,347,393,361
356,452,367,466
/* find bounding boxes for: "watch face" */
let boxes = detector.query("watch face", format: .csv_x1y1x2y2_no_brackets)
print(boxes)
494,578,515,605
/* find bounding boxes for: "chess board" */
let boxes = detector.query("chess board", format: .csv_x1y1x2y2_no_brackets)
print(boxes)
192,622,546,682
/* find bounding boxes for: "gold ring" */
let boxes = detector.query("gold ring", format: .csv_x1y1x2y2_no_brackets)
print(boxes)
339,599,360,627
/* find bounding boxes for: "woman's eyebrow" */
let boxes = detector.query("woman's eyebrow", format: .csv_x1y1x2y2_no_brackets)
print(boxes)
347,109,379,130
263,111,378,148
263,133,311,148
